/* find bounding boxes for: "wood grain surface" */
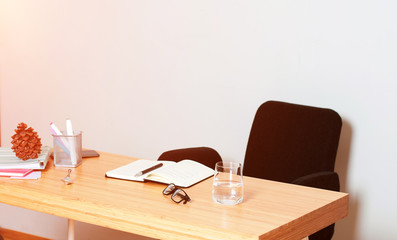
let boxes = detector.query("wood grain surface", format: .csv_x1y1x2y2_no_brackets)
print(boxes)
0,151,348,240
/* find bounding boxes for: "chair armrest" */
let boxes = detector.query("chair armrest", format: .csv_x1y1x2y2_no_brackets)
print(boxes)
158,147,222,169
291,171,340,192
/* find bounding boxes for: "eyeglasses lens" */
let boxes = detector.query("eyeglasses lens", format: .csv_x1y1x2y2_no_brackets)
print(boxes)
163,184,176,195
172,189,187,203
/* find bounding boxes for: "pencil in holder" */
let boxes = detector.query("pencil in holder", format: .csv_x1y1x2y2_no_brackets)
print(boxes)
52,131,82,167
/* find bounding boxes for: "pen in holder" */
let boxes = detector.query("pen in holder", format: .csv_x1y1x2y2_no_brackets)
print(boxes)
52,131,82,167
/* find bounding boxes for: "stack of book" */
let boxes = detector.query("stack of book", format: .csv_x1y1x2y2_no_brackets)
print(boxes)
0,146,51,177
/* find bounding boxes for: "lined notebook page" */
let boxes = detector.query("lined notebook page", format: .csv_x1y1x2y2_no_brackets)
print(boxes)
106,160,175,181
148,160,214,187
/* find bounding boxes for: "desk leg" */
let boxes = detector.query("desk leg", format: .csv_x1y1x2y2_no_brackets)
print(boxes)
68,219,75,240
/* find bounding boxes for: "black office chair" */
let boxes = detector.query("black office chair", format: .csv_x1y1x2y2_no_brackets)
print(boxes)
158,147,222,169
158,100,342,240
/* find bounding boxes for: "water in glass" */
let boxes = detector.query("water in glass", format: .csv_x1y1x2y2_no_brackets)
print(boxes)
212,162,243,205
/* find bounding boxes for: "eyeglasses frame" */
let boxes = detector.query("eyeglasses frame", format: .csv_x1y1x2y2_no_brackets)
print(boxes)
162,183,191,204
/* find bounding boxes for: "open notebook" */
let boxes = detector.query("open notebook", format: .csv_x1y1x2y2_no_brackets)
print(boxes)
105,159,214,188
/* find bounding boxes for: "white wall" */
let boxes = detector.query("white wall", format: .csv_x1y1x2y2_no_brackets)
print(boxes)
1,1,396,239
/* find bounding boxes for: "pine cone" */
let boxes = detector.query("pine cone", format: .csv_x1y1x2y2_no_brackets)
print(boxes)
11,122,42,160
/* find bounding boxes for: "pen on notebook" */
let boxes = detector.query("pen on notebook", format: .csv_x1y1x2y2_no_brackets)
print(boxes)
134,163,163,177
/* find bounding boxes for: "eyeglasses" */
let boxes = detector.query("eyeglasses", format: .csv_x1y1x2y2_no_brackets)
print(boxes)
162,183,191,204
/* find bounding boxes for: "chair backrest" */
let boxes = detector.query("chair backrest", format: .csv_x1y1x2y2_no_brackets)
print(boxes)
158,147,221,169
243,101,342,183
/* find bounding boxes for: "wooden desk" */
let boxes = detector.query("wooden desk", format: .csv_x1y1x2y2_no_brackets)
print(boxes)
0,151,348,240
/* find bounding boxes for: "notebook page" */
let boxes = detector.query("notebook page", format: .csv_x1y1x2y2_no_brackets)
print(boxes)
106,159,175,181
148,160,214,187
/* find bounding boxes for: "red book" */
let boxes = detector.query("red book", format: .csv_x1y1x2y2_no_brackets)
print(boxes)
0,169,33,177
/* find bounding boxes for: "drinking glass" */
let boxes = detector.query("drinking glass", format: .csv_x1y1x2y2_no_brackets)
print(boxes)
212,161,243,205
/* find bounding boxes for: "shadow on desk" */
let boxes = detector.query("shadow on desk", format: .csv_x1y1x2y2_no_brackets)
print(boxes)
75,221,158,240
0,228,50,240
0,223,156,240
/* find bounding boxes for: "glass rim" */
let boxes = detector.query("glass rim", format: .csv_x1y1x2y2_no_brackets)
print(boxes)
215,161,241,168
